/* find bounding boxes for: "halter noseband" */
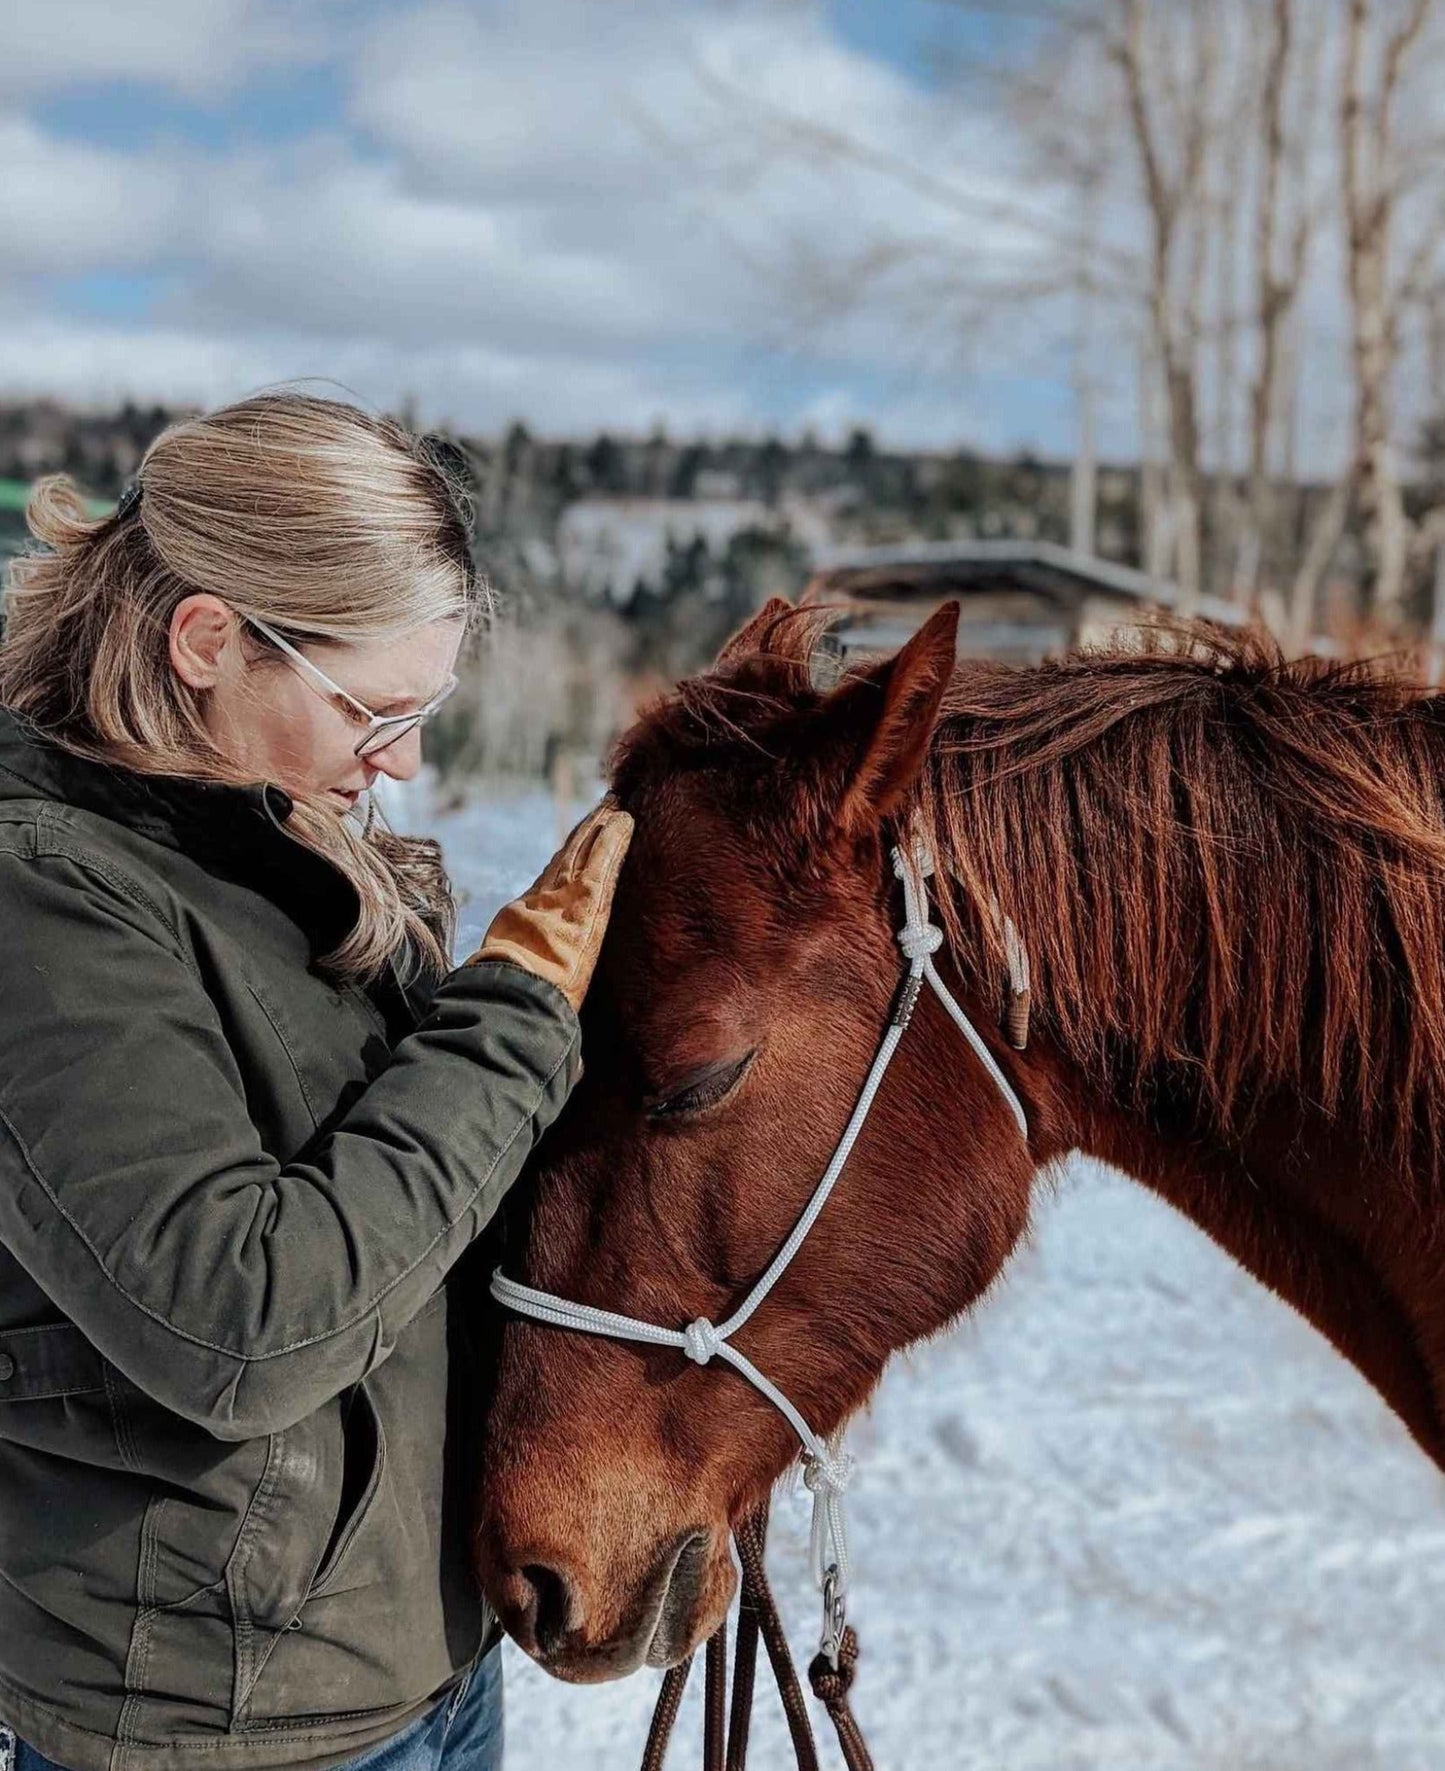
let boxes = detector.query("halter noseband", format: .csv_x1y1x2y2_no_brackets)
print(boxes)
490,841,1030,1666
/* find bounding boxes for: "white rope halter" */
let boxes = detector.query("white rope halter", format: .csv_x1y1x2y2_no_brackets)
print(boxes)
491,840,1029,1664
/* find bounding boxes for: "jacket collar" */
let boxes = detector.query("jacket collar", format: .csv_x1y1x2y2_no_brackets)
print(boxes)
0,706,362,958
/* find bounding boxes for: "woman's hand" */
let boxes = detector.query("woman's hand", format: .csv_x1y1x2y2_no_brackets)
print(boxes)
465,802,634,1011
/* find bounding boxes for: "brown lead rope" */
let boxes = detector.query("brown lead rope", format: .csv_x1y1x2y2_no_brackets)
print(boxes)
704,1619,729,1771
641,1655,693,1771
807,1627,874,1771
640,1503,873,1771
731,1507,820,1771
724,1528,762,1771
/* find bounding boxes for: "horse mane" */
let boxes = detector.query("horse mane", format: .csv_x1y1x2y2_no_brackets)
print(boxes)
614,607,1445,1173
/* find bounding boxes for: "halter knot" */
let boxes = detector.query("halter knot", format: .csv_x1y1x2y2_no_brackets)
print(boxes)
803,1449,854,1497
897,921,943,962
892,841,936,882
683,1318,723,1365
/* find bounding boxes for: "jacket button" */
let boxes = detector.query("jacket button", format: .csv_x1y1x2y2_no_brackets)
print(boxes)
0,1353,14,1382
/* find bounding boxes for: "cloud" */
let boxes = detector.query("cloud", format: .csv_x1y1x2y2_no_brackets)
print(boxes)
0,115,188,272
0,0,322,100
0,311,768,438
171,139,707,355
1,0,1359,472
2,0,1046,400
342,0,1024,335
0,303,1109,459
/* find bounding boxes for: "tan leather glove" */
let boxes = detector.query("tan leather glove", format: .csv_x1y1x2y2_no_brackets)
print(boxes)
466,802,634,1011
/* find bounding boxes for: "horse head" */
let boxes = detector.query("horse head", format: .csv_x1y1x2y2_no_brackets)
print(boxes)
472,599,1049,1680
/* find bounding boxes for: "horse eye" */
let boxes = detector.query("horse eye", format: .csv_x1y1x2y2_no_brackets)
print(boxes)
647,1050,756,1120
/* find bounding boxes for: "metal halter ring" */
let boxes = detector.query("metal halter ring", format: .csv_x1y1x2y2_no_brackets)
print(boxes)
820,1562,847,1668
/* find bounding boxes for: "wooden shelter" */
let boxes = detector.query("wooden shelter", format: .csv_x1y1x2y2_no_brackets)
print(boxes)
805,539,1246,662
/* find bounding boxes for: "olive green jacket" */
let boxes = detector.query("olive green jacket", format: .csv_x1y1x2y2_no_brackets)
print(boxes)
0,709,580,1771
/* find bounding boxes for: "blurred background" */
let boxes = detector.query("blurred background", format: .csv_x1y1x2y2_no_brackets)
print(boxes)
6,3,1445,1766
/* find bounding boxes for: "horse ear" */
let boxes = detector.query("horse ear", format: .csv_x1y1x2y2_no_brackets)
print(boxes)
716,597,794,665
829,602,960,840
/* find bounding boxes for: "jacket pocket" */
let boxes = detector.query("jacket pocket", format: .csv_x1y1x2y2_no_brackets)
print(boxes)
226,1376,386,1723
308,1382,387,1598
231,1290,479,1730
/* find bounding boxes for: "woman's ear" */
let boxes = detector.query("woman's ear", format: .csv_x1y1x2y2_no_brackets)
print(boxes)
169,594,241,691
822,602,960,841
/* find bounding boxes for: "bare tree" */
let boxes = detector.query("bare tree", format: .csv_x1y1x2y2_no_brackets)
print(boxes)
687,0,1284,603
676,0,1444,637
1339,0,1435,620
1109,0,1219,604
1242,0,1326,608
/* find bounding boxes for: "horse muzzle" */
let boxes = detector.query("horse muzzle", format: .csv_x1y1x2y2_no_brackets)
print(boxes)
483,1522,735,1683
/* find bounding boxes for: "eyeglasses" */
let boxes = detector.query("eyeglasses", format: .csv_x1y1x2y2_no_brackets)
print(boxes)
242,613,458,759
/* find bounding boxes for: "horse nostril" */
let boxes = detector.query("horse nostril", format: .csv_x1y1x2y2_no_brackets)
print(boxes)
519,1561,575,1658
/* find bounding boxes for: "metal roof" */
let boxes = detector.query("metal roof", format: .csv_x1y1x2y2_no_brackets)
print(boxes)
809,538,1247,628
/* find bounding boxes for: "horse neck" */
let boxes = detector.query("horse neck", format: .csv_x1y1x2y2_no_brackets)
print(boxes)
1052,1058,1445,1470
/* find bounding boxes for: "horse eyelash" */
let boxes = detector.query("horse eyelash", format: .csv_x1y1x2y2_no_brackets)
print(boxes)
646,1050,757,1120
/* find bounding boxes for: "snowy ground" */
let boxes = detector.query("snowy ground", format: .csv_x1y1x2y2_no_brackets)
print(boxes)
409,777,1445,1771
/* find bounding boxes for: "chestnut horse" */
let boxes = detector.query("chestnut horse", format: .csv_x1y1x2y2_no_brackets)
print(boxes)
474,596,1445,1692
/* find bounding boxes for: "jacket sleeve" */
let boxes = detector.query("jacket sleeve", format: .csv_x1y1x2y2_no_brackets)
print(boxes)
0,845,581,1440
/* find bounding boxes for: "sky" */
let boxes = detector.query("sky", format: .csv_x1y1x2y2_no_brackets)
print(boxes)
1,0,1369,467
0,0,1126,456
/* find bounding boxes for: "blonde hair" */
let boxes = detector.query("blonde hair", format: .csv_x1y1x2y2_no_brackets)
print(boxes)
0,392,488,980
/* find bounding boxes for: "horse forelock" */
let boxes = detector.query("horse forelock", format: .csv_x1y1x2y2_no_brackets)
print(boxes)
611,604,839,781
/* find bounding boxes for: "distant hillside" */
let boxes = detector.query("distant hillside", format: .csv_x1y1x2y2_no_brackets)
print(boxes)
0,401,174,502
0,401,1147,601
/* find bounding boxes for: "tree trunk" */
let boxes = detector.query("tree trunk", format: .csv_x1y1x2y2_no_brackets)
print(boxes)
1070,365,1098,558
1339,0,1431,624
1290,475,1353,647
1116,0,1211,605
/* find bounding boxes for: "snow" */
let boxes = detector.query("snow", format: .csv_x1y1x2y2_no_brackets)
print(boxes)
414,778,1445,1771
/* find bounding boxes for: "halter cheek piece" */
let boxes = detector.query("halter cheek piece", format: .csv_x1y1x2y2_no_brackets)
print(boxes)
491,841,1030,1667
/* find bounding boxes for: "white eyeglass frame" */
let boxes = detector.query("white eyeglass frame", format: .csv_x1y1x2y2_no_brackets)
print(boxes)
242,613,458,758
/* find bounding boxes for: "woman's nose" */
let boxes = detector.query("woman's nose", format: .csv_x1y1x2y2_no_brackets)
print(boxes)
369,726,424,782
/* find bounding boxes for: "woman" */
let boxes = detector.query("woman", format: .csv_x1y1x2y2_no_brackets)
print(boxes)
0,394,632,1771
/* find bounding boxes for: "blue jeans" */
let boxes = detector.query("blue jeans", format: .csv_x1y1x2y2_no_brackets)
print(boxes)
4,1647,504,1771
335,1648,504,1771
